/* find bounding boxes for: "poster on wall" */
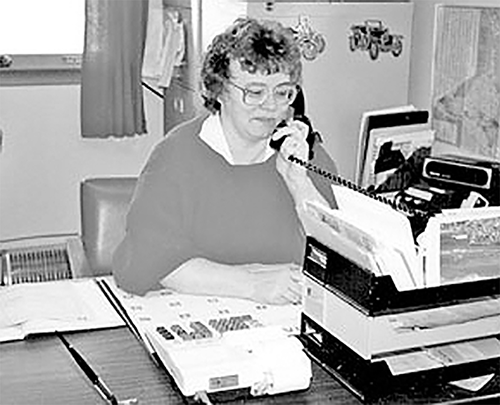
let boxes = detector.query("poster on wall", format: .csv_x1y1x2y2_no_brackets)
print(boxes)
431,5,500,161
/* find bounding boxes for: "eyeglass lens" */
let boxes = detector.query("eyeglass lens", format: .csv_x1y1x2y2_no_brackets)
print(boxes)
230,81,297,106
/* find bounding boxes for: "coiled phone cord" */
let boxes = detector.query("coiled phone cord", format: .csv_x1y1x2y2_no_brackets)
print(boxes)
287,154,432,237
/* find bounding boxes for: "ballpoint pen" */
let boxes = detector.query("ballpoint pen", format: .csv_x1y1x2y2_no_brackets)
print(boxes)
56,331,137,405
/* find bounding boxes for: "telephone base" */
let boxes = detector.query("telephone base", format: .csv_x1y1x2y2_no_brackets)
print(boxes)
145,325,312,398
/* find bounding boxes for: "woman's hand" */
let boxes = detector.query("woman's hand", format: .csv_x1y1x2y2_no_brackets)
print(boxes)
246,263,304,305
161,258,304,305
272,119,310,189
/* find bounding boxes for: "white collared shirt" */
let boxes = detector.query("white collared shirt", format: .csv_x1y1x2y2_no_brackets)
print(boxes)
199,114,275,165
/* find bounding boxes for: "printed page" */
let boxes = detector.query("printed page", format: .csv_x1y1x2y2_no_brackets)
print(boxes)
0,278,124,343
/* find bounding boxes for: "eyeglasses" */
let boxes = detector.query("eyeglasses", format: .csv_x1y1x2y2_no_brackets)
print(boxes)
227,80,298,106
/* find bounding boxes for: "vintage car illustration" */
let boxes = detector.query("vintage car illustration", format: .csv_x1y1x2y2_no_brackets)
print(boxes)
348,19,403,60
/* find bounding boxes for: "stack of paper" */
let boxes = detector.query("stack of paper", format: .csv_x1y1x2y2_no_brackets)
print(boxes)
302,184,423,291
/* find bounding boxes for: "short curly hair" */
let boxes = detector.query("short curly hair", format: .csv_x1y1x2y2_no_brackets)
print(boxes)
200,17,302,113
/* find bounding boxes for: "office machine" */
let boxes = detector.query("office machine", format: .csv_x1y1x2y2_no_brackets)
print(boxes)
299,236,500,403
396,155,500,215
101,279,311,401
422,155,499,194
146,324,311,398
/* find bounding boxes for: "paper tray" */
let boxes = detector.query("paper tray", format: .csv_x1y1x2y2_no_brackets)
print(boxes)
304,236,500,316
300,313,500,403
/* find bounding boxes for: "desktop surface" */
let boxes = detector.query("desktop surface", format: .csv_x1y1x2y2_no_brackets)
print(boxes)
2,326,499,404
0,327,362,405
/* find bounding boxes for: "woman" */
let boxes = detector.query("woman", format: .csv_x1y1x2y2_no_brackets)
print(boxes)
113,17,338,304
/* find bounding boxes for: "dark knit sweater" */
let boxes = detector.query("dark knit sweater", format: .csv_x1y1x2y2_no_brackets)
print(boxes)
112,114,337,295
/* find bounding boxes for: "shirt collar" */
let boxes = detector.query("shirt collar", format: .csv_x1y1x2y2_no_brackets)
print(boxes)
199,114,275,165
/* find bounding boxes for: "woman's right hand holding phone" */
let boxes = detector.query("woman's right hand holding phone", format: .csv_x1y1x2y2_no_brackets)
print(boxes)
271,119,310,190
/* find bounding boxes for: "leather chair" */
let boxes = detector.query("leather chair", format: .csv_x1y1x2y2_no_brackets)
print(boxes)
80,177,137,276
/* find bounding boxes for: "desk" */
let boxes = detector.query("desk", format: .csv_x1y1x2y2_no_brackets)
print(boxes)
1,327,498,405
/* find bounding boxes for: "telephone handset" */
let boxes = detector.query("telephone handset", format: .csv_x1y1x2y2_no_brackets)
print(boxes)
269,87,318,160
269,87,431,237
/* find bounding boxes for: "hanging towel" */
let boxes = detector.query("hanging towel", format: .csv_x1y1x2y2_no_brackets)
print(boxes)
142,0,164,81
157,10,185,88
142,3,186,88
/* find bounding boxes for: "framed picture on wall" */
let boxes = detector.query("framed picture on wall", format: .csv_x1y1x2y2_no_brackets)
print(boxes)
430,5,500,162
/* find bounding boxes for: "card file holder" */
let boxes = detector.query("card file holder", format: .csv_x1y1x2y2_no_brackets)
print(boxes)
299,236,500,403
1,243,73,285
303,236,500,315
0,235,89,285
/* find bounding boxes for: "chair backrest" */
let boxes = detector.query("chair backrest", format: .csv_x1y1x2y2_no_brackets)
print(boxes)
80,177,137,276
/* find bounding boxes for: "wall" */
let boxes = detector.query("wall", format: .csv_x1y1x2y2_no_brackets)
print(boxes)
0,85,163,240
408,0,499,159
1,0,497,241
408,0,500,110
248,2,413,180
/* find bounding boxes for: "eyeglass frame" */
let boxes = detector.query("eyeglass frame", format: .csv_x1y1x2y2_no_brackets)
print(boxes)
226,79,299,106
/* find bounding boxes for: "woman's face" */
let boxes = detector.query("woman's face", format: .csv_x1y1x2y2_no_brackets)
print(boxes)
219,60,293,144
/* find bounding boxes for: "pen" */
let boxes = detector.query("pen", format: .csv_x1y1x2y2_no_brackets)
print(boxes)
56,331,119,405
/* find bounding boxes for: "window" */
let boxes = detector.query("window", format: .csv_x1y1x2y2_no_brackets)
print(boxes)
0,0,85,86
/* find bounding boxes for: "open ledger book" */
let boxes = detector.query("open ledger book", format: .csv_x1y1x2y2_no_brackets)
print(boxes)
0,278,125,343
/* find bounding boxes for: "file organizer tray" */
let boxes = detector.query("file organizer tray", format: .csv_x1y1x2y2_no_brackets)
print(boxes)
300,236,500,403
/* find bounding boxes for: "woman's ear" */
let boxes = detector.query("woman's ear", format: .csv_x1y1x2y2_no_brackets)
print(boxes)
217,84,230,105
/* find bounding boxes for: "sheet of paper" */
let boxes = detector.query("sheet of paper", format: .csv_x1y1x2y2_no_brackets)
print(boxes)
383,337,500,375
449,374,495,392
330,185,422,288
0,278,124,343
302,201,382,276
388,298,500,331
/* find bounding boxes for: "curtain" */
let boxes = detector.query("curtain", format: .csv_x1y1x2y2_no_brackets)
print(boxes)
81,0,149,138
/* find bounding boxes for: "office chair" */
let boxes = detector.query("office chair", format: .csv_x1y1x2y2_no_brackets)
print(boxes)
80,177,137,276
